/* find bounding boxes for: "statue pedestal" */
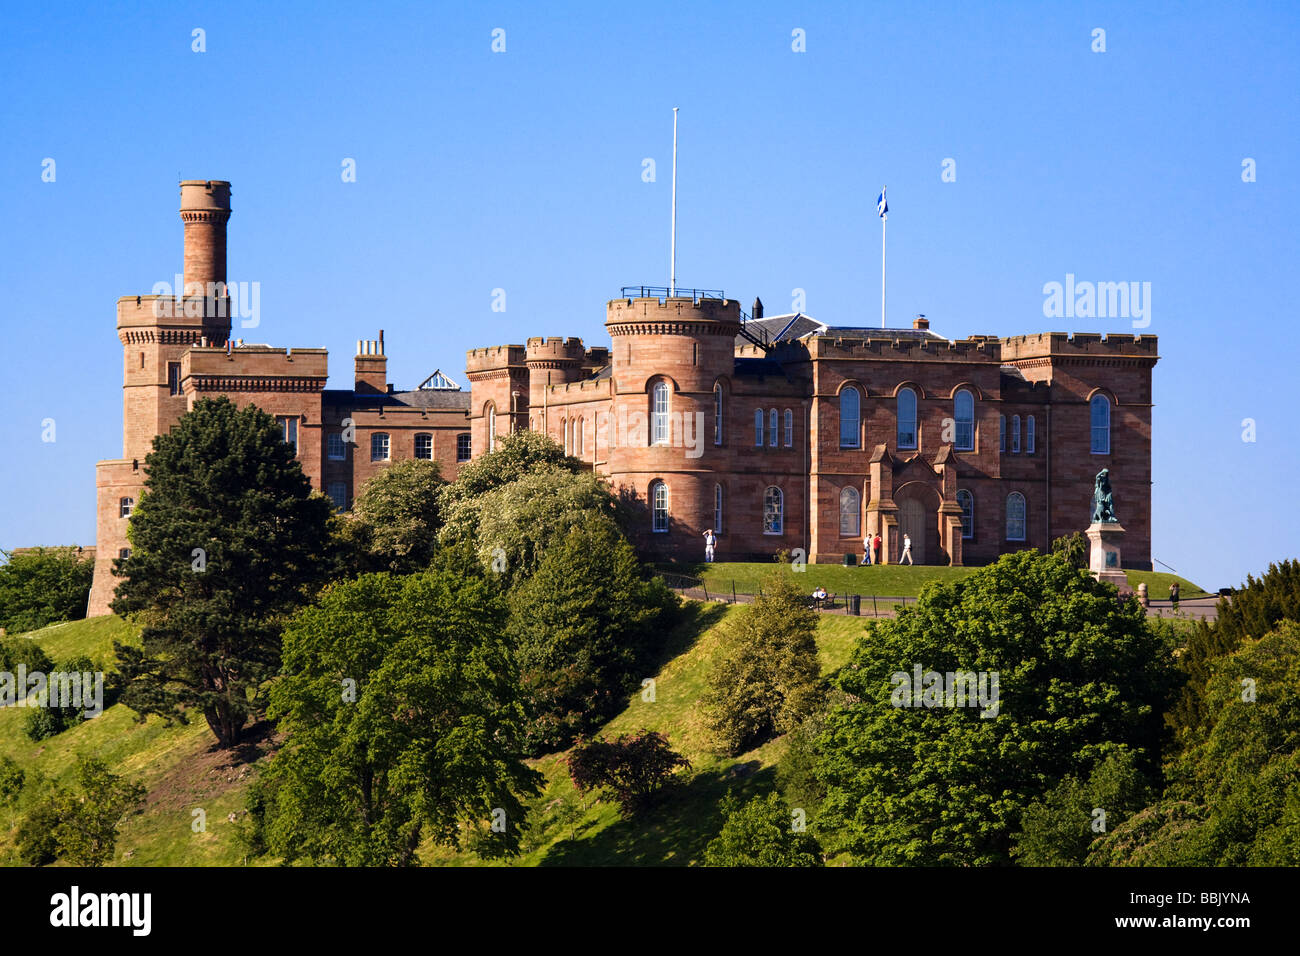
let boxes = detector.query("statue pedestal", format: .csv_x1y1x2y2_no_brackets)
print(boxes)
1087,522,1128,591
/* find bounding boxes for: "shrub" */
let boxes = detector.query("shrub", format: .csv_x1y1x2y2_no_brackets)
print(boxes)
703,791,822,867
566,730,690,818
0,548,94,633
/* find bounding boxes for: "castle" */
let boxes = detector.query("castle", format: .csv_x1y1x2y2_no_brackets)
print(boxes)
88,180,1158,615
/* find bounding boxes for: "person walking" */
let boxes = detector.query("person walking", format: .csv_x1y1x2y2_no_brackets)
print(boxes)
863,532,873,565
900,533,914,565
703,529,716,564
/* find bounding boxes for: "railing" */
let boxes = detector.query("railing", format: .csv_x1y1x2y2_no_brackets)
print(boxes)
737,308,770,348
619,285,726,301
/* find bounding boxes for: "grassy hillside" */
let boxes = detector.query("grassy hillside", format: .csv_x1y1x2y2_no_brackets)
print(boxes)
0,616,267,866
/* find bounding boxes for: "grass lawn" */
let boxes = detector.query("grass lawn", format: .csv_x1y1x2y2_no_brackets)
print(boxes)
668,561,1210,601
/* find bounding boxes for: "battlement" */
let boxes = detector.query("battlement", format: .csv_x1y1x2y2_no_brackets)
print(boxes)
525,336,586,364
465,344,527,375
1000,332,1159,362
606,296,741,334
805,334,1002,363
116,294,232,333
547,377,614,398
184,344,329,387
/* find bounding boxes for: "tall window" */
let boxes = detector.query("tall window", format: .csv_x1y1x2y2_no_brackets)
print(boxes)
414,433,433,460
999,415,1006,453
119,497,133,518
714,385,723,446
168,362,182,396
897,387,918,449
839,487,861,537
954,389,975,450
754,409,764,446
278,416,298,452
456,433,471,462
652,382,670,445
768,409,778,447
783,409,793,447
957,489,974,539
487,404,497,453
714,484,724,534
327,432,346,460
327,482,347,510
1091,395,1110,454
1011,415,1021,454
651,481,668,532
840,387,861,448
563,417,570,454
763,486,784,534
1006,492,1026,541
575,418,584,457
1026,415,1036,454
371,432,390,461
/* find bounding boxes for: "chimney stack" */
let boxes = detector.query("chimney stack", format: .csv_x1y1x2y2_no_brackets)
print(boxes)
179,180,232,296
355,332,389,394
752,296,764,320
913,314,929,331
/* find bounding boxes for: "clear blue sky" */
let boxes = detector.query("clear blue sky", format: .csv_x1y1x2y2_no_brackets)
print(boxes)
1,0,1297,591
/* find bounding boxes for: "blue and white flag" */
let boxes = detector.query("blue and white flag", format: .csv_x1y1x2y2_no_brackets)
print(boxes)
877,187,888,218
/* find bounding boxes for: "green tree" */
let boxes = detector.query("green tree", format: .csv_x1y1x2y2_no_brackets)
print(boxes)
566,729,690,818
348,458,445,572
815,550,1177,865
17,758,145,867
253,568,541,865
110,397,333,747
0,548,93,633
1012,749,1153,865
703,791,823,867
508,514,675,753
439,430,581,546
0,756,24,807
1051,532,1088,570
700,572,824,756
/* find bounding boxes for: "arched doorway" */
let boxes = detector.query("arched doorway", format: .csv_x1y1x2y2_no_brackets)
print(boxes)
898,498,927,564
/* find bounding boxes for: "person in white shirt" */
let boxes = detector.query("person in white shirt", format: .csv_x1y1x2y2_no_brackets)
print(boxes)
863,533,873,565
703,529,716,563
900,533,914,565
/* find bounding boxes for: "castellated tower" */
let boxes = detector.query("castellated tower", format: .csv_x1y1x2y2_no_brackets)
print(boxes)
525,337,586,429
604,295,740,558
464,345,528,455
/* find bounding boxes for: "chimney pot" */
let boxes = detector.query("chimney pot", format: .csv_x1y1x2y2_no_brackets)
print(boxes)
913,314,930,330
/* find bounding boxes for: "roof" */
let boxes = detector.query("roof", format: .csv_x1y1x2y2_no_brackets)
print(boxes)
736,313,948,348
323,388,471,411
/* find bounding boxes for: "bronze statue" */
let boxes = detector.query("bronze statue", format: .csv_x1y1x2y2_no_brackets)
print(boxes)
1091,468,1118,524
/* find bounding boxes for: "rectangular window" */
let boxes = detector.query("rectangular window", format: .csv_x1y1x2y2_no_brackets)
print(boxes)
783,410,793,447
1026,416,1036,454
327,432,346,460
999,415,1006,453
754,409,764,447
327,482,348,510
414,434,433,460
118,548,131,559
714,485,723,535
768,409,778,447
371,433,390,461
1011,416,1021,454
278,416,298,452
457,434,471,461
168,362,182,396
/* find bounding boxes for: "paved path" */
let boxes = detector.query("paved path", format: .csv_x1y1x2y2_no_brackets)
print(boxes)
667,586,1226,623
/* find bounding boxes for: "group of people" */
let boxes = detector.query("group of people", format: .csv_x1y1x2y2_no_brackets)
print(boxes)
861,532,912,566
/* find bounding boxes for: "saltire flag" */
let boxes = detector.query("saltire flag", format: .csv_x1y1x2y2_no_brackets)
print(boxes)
877,187,888,218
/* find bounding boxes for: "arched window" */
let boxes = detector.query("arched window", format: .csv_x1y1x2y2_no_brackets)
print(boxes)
954,389,974,451
714,483,724,534
754,409,764,446
1091,395,1110,454
999,414,1006,453
119,497,134,518
714,385,723,446
840,387,861,448
487,404,497,453
652,382,671,445
956,489,974,539
415,433,433,460
563,417,570,454
651,481,668,533
1026,415,1036,454
839,487,861,537
763,486,784,534
784,409,793,447
576,417,585,457
769,408,778,447
1011,415,1021,454
897,387,918,449
1006,492,1026,541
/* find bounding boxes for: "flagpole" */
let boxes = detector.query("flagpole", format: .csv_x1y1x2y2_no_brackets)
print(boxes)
670,107,679,297
880,188,887,329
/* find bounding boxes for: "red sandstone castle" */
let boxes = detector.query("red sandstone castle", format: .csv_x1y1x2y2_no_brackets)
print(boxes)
88,180,1158,615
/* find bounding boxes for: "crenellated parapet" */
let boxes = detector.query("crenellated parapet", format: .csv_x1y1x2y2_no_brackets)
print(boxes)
1000,332,1159,367
606,296,741,337
805,334,1002,363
